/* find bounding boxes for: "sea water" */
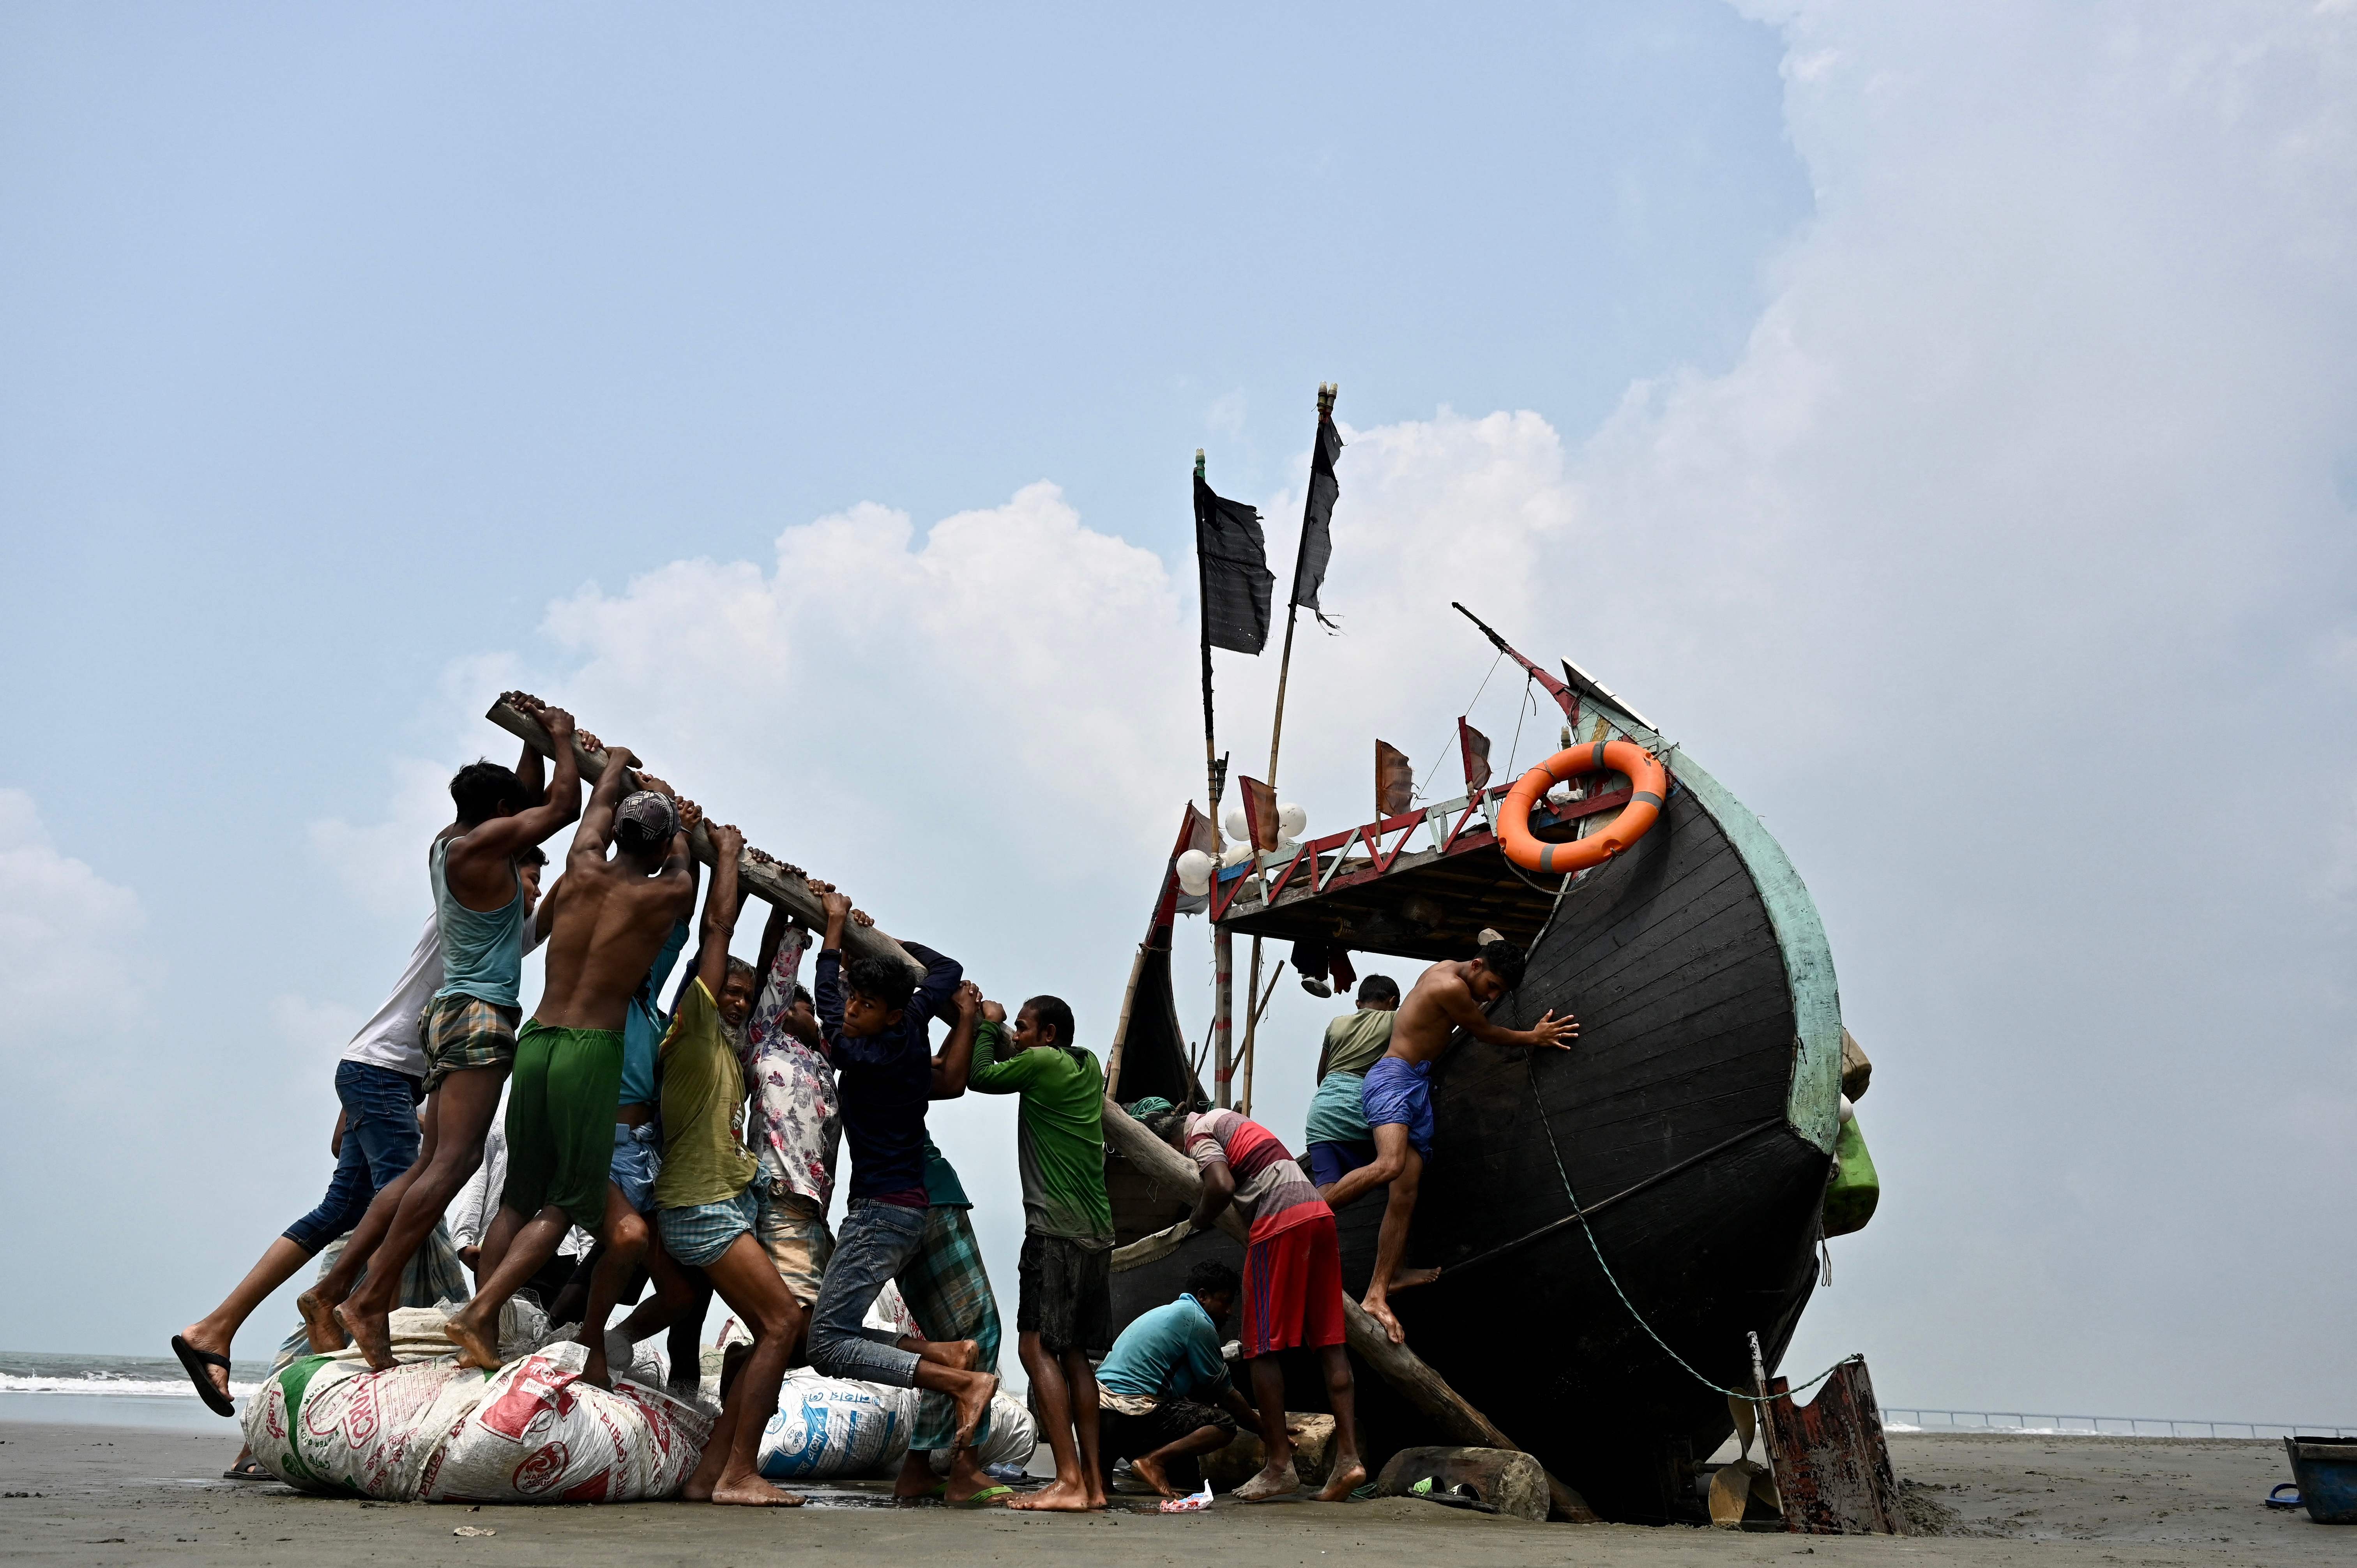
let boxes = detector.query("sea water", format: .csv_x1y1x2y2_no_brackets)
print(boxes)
0,1350,272,1432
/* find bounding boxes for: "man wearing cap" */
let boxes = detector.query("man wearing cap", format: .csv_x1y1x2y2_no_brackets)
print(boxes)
441,748,702,1380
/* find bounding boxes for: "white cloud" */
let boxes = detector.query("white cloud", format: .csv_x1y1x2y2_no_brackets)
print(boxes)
0,789,144,1042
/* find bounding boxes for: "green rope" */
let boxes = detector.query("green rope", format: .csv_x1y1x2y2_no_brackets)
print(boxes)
1526,1055,1859,1407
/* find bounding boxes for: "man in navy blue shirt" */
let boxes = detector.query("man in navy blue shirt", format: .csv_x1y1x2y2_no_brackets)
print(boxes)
806,888,998,1451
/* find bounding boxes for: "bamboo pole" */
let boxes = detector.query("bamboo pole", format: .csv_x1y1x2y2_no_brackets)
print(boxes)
484,694,922,977
1213,926,1235,1109
1238,936,1265,1116
1098,1097,1597,1522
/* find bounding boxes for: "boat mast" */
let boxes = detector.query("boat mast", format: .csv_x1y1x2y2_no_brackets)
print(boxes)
1240,383,1338,1118
1195,449,1235,1109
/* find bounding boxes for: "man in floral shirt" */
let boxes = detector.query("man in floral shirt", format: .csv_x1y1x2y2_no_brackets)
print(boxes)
739,897,843,1314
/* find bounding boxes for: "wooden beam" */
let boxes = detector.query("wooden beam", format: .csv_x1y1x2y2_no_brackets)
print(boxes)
1099,1098,1597,1521
484,694,922,977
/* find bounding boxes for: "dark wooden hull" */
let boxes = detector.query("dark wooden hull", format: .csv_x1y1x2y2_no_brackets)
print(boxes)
1110,738,1843,1522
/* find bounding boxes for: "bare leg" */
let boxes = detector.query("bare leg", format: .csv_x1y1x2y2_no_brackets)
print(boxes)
1065,1349,1106,1508
1358,1128,1424,1346
441,1205,570,1368
1315,1345,1365,1500
1233,1355,1301,1501
1128,1423,1235,1498
572,1184,648,1388
897,1334,981,1371
1008,1331,1097,1511
942,1444,993,1503
680,1233,806,1506
910,1359,998,1452
892,1446,937,1500
179,1236,316,1399
299,1105,443,1352
472,1196,530,1293
332,1067,506,1367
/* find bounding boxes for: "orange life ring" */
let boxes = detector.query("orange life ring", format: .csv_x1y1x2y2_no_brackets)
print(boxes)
1497,738,1668,875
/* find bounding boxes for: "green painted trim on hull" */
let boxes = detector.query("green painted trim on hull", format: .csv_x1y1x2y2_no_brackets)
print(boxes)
1580,703,1843,1154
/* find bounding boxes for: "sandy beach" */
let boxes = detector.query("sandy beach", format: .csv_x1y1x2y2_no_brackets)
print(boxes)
0,1421,2334,1566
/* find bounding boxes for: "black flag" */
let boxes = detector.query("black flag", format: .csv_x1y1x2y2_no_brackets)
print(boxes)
1195,474,1273,655
1292,393,1343,627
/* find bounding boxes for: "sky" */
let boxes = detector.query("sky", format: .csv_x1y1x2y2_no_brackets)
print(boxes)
3,2,2352,1427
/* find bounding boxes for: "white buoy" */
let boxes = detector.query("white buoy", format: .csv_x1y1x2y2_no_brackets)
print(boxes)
1174,849,1215,895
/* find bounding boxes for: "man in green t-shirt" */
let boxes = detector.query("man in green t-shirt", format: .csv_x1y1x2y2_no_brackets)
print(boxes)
649,825,807,1508
968,994,1115,1512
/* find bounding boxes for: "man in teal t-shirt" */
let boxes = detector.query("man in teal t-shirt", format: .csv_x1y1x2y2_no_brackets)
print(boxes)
969,995,1114,1512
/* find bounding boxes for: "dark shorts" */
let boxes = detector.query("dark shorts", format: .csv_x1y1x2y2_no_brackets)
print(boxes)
1360,1054,1435,1160
1306,1139,1375,1188
284,1060,424,1254
1099,1396,1237,1464
1015,1232,1113,1356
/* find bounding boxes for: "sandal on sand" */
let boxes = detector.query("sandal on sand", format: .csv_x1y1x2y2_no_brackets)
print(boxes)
170,1336,237,1417
222,1459,272,1481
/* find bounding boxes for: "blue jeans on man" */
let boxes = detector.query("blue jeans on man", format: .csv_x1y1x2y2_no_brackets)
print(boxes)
283,1060,424,1255
805,1198,929,1386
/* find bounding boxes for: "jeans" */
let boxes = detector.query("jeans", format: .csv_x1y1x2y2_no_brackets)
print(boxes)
805,1198,928,1387
284,1060,424,1254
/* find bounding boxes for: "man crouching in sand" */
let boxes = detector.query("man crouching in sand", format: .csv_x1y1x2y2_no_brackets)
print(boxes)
441,749,693,1387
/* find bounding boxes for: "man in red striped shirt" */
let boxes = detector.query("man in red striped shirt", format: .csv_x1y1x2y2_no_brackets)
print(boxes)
1166,1108,1365,1502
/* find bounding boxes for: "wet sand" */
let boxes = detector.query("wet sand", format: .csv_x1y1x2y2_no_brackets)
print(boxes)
0,1421,2337,1565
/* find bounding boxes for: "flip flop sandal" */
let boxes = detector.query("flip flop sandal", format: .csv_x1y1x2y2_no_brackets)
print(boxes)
953,1485,1016,1508
222,1459,273,1481
170,1336,238,1418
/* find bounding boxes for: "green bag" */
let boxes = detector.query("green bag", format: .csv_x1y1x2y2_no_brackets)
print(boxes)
1822,1111,1880,1236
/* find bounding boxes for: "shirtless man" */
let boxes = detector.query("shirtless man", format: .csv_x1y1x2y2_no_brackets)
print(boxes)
1319,939,1575,1344
300,701,583,1367
441,747,699,1383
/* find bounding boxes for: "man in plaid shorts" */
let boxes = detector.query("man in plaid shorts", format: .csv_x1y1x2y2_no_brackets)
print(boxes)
1166,1106,1367,1502
300,699,585,1366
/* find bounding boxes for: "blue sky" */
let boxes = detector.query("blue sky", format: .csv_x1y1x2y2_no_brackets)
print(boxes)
5,2,2355,1426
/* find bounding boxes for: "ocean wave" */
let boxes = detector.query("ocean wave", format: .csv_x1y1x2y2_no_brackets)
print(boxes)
0,1372,262,1399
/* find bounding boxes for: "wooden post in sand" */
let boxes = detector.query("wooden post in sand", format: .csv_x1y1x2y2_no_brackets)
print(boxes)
484,694,923,978
1099,1097,1598,1522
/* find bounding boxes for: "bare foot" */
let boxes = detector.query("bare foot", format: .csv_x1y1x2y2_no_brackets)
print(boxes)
951,1371,998,1450
295,1291,348,1353
892,1449,936,1500
942,1450,994,1504
1007,1478,1097,1512
440,1309,501,1371
1361,1292,1407,1345
1392,1265,1442,1293
337,1304,397,1370
1129,1453,1177,1498
709,1474,803,1507
578,1340,611,1390
1317,1459,1367,1501
1234,1461,1302,1502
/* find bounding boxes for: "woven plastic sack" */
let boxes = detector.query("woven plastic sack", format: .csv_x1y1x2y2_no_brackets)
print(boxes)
243,1332,711,1502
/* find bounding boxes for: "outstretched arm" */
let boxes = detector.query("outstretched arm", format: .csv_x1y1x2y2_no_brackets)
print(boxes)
451,704,584,868
1444,977,1578,1051
569,740,639,862
691,823,744,1000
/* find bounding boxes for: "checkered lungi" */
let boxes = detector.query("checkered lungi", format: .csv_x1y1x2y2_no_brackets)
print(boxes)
419,993,521,1093
896,1204,1002,1452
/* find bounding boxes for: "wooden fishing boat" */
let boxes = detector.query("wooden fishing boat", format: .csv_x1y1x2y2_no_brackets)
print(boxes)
1102,618,1848,1523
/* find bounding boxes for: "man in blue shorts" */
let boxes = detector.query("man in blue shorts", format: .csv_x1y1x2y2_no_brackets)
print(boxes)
1320,939,1575,1345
